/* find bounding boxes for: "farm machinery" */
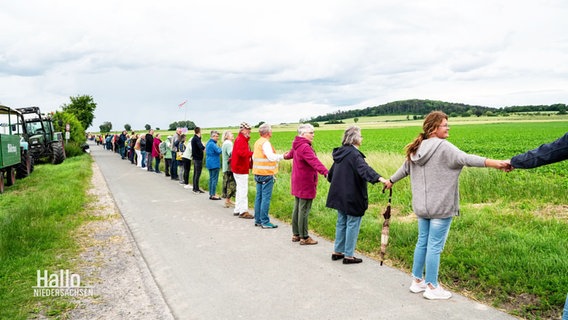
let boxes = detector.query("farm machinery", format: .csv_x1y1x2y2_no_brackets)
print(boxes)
0,105,32,193
16,107,65,165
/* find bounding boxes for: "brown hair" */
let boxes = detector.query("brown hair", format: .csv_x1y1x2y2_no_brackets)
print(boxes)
404,111,448,160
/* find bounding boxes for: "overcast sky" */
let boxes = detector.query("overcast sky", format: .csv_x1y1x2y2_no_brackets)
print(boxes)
1,0,567,131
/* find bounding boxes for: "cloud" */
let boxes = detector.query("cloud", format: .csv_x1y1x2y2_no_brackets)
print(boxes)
0,0,567,130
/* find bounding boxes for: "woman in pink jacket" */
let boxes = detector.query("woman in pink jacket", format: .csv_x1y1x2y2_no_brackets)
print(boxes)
152,133,163,174
285,124,328,245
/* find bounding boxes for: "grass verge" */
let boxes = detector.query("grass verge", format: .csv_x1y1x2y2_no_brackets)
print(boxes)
0,154,93,319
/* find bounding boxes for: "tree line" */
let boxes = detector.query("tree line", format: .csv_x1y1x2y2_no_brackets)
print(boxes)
302,99,567,123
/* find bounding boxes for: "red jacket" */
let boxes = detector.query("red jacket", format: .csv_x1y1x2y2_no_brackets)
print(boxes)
286,136,328,199
231,132,253,174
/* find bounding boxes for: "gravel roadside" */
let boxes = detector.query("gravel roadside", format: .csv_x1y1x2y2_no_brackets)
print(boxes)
66,162,174,319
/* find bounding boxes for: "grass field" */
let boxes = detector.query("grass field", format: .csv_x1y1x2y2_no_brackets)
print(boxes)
0,155,93,319
197,120,567,319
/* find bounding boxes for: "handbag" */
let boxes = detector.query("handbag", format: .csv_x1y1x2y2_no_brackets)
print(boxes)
176,152,183,160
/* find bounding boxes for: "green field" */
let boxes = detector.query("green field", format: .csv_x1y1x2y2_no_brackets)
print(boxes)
203,120,567,319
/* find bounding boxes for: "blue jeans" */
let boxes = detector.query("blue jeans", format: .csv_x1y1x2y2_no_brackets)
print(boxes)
208,168,220,196
254,175,275,225
333,211,362,257
141,150,147,167
412,217,453,287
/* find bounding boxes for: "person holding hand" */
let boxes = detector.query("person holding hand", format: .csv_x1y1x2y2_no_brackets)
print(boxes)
385,111,509,300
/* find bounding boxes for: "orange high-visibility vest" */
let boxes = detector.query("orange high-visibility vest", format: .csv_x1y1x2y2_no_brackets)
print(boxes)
252,137,278,175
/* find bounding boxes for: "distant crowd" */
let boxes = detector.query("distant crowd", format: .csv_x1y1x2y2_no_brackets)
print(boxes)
94,115,568,308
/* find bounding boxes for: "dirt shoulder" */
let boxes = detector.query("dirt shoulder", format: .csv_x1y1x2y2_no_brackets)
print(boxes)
67,162,174,319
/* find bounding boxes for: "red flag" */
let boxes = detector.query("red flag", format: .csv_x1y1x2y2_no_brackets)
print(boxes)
178,100,187,108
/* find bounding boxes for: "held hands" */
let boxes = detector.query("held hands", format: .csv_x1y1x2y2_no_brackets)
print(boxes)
486,159,514,172
379,177,393,189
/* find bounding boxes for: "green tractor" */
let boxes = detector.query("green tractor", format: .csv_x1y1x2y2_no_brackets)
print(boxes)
16,107,65,165
0,105,32,193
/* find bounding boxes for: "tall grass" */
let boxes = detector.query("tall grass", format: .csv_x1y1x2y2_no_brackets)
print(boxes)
0,155,93,319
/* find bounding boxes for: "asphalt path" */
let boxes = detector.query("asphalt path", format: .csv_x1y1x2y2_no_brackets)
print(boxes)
91,142,517,320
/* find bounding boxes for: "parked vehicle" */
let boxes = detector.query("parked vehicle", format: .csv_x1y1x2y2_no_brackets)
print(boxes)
16,107,65,165
0,105,32,193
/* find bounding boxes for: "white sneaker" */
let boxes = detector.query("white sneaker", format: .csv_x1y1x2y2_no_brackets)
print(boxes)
184,184,193,189
423,285,452,300
409,279,427,293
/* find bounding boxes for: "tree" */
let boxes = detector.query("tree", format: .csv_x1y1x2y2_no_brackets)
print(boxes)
255,121,265,128
61,95,97,129
168,120,196,130
144,124,151,130
124,124,132,131
99,121,112,133
353,117,359,123
52,111,85,143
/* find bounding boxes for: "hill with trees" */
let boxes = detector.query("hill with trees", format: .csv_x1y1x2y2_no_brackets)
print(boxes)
303,99,567,123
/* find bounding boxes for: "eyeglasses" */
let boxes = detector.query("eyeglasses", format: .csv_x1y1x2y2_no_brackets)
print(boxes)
440,124,450,128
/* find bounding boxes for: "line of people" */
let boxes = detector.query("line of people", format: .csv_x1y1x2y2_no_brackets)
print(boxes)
99,112,567,309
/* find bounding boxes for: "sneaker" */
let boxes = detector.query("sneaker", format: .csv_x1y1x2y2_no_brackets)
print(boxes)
409,279,427,293
291,235,301,242
423,285,452,300
261,222,278,229
299,237,318,245
192,191,200,195
184,184,193,189
254,223,262,227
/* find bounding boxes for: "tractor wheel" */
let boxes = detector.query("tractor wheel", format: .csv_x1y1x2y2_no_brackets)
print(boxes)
51,142,66,165
6,168,16,186
17,150,32,179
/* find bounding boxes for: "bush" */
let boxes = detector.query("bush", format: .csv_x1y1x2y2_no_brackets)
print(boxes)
64,141,85,158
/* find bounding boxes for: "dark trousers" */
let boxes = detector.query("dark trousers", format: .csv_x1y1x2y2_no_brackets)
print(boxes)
182,158,192,185
171,151,179,179
164,158,171,176
192,159,203,192
147,153,154,171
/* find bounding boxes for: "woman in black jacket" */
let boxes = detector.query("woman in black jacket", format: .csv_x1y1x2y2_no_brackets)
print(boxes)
326,126,388,264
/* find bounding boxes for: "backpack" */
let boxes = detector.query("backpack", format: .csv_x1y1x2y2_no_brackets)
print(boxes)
159,141,167,155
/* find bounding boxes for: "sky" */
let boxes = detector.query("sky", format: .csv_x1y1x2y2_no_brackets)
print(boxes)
1,0,567,131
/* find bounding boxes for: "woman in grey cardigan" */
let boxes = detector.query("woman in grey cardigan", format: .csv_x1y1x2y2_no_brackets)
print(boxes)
385,111,508,300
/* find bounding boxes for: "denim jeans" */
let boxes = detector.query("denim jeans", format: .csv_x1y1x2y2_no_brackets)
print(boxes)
254,175,275,225
141,150,147,168
154,156,161,173
171,151,178,179
193,160,203,192
119,146,125,159
233,173,249,214
333,210,362,257
292,197,313,238
412,217,453,287
208,168,220,196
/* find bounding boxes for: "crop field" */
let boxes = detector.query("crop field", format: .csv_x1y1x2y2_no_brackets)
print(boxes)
244,121,567,319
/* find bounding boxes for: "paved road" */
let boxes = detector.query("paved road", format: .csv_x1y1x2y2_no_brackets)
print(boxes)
91,143,518,320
